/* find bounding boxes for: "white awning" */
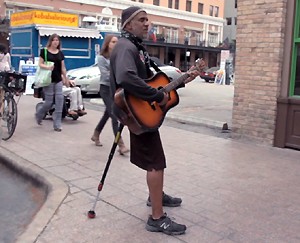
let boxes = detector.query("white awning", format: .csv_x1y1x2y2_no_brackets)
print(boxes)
36,26,100,39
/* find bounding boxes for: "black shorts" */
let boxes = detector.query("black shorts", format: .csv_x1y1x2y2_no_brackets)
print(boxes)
130,130,166,171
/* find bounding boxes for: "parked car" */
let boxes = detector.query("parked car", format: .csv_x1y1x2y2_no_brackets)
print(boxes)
200,66,220,82
66,63,100,95
66,57,182,95
150,57,182,82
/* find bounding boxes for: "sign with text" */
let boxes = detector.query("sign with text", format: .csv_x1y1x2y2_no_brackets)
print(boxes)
11,10,78,27
19,63,38,95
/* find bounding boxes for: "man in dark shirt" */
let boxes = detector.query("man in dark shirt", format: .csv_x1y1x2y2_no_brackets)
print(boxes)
110,6,202,235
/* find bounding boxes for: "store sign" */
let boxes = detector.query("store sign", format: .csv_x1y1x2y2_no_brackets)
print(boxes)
11,10,78,27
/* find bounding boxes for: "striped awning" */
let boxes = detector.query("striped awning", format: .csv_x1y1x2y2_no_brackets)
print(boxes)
36,26,100,39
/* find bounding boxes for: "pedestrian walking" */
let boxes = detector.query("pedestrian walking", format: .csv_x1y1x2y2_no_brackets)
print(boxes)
35,33,69,132
91,34,129,155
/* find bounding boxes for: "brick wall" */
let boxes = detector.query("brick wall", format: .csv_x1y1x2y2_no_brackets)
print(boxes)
232,0,288,145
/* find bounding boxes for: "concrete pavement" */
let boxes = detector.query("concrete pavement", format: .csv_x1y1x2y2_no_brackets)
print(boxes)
1,80,300,243
91,78,234,129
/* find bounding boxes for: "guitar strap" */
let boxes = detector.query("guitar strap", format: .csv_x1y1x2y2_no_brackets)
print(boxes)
149,59,161,73
120,30,161,76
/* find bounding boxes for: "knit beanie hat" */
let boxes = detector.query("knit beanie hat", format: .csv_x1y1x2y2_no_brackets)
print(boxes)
121,6,146,29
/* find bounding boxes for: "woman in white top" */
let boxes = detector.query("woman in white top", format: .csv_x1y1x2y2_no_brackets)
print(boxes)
0,44,11,72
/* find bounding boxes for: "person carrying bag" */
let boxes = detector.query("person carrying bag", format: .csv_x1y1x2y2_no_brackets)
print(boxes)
35,33,69,132
34,48,54,88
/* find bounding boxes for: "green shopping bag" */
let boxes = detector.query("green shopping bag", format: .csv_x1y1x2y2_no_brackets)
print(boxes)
34,48,54,88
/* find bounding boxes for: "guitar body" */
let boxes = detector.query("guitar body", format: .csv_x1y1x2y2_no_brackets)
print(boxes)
114,72,179,135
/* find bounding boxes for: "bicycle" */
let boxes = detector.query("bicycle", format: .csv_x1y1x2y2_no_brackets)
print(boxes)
0,71,27,141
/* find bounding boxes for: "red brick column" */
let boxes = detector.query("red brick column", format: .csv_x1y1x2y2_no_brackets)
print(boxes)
232,0,288,145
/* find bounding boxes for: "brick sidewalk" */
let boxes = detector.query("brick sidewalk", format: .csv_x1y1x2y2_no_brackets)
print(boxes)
1,94,300,243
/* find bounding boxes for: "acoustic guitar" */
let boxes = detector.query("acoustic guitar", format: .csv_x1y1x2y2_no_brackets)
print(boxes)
114,59,205,135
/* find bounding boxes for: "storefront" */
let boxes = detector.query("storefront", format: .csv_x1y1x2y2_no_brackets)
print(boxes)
9,10,100,71
145,40,222,72
233,0,300,149
274,0,300,149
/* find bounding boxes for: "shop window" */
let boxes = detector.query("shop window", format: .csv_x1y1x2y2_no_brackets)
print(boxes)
292,46,300,95
290,1,300,96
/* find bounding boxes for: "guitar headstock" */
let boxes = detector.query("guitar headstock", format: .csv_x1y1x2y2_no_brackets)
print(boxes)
194,58,206,72
183,58,206,84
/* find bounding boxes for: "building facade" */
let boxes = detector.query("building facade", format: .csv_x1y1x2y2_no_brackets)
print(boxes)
233,0,300,149
223,0,237,44
0,0,225,70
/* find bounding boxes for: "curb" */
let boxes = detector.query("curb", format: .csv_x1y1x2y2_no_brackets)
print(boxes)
90,98,229,130
0,146,69,243
165,113,228,130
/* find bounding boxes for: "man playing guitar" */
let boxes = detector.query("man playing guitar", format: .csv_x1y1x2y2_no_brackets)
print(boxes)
110,6,205,236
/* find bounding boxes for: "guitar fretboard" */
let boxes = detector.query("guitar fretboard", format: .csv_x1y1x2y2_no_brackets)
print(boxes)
162,58,203,93
163,73,190,93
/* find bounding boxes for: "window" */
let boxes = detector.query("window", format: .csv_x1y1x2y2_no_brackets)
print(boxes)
117,18,121,30
214,6,219,17
99,17,110,25
234,17,237,25
153,0,159,5
198,3,203,14
184,31,190,45
175,0,179,9
195,32,204,46
226,18,232,25
165,27,179,43
235,0,237,8
208,33,218,47
290,0,300,96
139,0,143,2
209,5,214,16
186,0,192,12
295,47,300,96
168,0,172,8
5,9,14,19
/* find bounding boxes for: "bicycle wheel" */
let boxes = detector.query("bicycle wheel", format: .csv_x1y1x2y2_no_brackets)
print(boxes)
1,94,18,141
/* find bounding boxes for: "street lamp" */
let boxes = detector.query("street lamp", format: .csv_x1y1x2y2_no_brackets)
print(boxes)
185,50,190,71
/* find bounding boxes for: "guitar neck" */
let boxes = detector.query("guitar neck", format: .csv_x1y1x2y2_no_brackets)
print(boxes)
163,73,190,93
